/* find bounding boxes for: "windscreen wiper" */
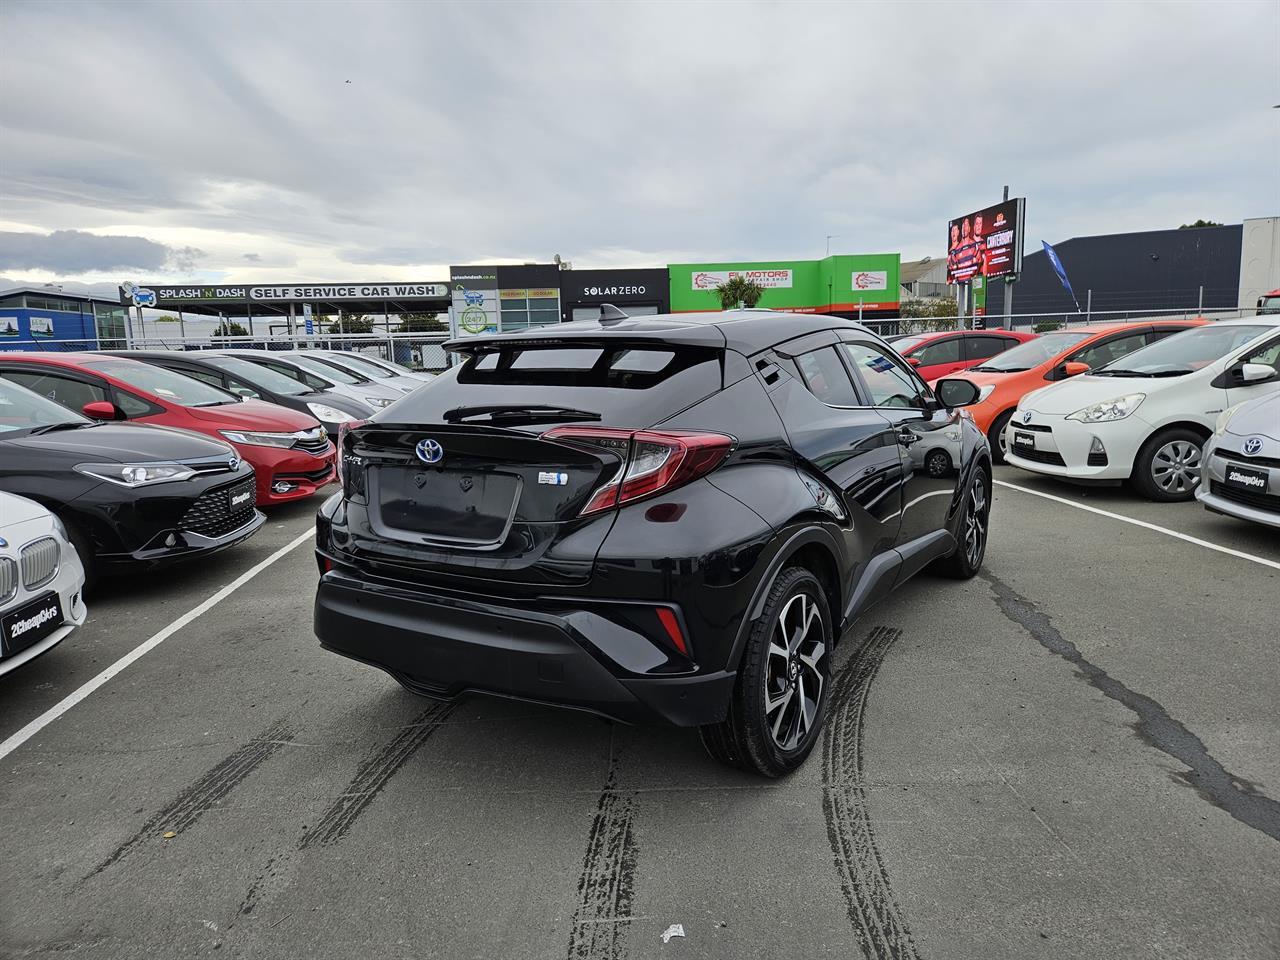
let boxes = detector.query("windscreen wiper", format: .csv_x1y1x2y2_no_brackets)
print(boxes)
442,404,603,425
1095,368,1188,378
28,421,99,435
970,365,1023,373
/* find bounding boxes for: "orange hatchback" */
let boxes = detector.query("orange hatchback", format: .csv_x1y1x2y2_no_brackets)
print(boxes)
935,320,1207,462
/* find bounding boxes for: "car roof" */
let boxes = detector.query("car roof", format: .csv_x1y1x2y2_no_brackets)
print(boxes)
444,309,879,356
0,351,150,370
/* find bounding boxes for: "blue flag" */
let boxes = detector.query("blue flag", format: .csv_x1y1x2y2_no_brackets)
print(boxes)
1042,241,1081,312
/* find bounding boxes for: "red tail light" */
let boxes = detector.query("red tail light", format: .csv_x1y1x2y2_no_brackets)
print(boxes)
655,607,688,656
542,426,734,516
336,419,369,485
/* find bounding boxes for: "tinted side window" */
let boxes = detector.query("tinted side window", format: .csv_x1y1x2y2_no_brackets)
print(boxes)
841,342,930,408
1242,336,1280,368
183,368,226,389
794,347,859,406
965,335,1009,361
0,370,107,411
1073,332,1149,370
114,390,156,418
914,337,961,366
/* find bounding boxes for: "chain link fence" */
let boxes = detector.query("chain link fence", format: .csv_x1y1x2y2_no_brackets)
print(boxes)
0,333,454,372
0,304,1264,358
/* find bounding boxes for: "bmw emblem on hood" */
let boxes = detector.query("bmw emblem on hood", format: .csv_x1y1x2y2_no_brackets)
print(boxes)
1022,410,1033,424
0,535,6,548
416,438,444,464
1243,437,1264,456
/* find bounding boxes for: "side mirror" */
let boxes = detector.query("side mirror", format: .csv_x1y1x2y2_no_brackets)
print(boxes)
1240,362,1276,384
906,356,922,367
935,378,981,407
1062,361,1090,377
82,400,120,420
230,385,258,398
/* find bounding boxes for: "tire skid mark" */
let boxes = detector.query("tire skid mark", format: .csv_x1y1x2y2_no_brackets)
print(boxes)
299,701,455,849
982,570,1280,843
566,748,639,960
86,719,294,880
823,626,922,960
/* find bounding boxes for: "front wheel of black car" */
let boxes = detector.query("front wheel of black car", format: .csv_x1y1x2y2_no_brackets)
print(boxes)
699,565,831,777
933,464,991,580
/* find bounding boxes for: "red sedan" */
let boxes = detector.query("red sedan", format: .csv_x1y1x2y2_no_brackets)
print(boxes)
888,329,1039,382
0,353,335,506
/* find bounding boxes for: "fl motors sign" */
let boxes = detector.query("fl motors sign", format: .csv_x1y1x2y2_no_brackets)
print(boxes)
691,269,793,291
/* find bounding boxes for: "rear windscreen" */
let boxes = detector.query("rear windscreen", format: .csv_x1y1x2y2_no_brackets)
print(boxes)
388,342,725,427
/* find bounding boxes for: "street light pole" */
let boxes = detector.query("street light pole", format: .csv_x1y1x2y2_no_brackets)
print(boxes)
826,235,839,257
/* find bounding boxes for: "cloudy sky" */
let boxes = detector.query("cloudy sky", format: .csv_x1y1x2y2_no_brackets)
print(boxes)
1,0,1276,291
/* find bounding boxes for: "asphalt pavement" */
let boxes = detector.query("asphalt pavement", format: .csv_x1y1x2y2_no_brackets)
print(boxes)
2,468,1278,960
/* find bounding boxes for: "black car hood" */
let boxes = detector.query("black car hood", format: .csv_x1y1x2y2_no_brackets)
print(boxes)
2,423,234,463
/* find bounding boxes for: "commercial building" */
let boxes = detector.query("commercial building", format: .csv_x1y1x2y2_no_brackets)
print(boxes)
668,254,901,317
982,220,1275,317
0,286,128,350
558,268,669,322
449,263,563,335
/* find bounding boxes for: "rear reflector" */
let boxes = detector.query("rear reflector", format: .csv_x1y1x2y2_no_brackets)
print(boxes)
655,607,688,656
542,426,734,516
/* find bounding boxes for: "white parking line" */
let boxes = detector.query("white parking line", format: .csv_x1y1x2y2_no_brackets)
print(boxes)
0,528,315,762
994,480,1280,572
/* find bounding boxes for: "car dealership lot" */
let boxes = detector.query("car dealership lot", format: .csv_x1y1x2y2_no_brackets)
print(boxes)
1,471,1277,960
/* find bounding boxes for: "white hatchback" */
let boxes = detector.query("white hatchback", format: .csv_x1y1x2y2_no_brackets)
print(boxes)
1,492,88,676
1004,318,1280,501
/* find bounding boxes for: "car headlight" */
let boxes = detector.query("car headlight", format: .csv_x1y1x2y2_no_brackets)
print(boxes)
1215,402,1246,434
74,462,198,486
50,514,69,540
307,402,356,424
1065,393,1145,423
363,396,393,408
220,429,300,448
976,384,996,403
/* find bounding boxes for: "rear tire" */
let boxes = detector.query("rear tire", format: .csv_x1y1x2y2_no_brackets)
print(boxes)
933,463,991,580
699,566,832,777
987,410,1013,465
1131,427,1205,502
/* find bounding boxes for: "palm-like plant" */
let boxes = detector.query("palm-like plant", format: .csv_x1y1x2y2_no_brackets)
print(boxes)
715,276,765,310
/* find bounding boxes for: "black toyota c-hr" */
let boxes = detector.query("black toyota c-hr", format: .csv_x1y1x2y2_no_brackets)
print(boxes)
314,310,991,775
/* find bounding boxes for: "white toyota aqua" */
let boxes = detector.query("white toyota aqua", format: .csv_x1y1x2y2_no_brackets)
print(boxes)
1004,317,1280,501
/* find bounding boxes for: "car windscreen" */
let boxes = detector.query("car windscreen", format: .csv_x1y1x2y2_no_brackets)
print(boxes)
1095,324,1272,377
205,355,311,395
0,377,92,434
329,353,399,379
288,355,365,385
970,331,1093,371
389,342,723,427
81,358,238,406
890,336,928,353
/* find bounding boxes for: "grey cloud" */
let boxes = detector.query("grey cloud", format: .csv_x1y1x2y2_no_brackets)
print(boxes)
242,253,261,262
0,230,205,274
0,1,1274,274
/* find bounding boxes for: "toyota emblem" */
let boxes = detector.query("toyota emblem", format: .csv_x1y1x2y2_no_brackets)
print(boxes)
1243,437,1264,456
416,438,444,464
1021,411,1033,424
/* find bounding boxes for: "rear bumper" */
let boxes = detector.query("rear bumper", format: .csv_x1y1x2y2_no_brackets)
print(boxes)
313,570,736,726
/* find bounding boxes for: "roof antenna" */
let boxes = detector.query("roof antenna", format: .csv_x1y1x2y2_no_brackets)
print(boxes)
599,303,629,323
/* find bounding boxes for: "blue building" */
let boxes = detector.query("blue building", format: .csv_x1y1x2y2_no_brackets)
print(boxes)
0,286,129,350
